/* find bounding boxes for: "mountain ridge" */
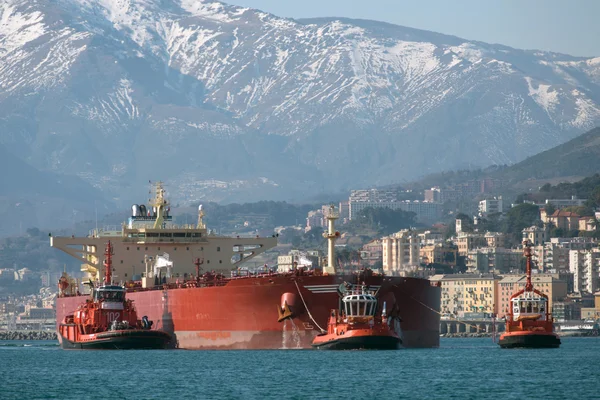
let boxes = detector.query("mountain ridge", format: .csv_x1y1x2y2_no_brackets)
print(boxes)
1,0,599,217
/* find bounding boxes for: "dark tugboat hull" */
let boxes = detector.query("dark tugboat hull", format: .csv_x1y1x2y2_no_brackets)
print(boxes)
498,332,561,349
312,334,401,350
59,329,172,350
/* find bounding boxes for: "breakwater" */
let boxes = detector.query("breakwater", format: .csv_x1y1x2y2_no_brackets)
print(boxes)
0,331,57,340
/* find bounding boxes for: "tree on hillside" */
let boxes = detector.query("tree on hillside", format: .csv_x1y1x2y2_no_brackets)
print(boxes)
455,213,474,233
347,207,416,236
502,203,541,246
544,203,556,216
562,205,594,216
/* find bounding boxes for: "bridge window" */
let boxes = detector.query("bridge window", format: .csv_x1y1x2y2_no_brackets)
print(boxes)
217,247,221,252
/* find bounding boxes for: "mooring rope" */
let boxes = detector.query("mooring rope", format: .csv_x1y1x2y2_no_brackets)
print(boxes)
294,280,326,333
392,284,483,330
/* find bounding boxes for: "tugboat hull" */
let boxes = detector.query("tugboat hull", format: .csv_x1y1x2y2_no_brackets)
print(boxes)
312,330,402,350
59,329,172,350
498,332,561,349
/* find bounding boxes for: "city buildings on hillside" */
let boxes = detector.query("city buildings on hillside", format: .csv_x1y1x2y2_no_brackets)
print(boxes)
430,273,499,318
569,249,600,294
360,240,383,267
430,273,568,319
541,210,582,231
346,188,441,223
531,237,598,272
522,226,548,246
496,274,567,318
276,250,322,273
539,209,596,232
543,196,586,209
348,199,441,223
466,247,522,274
420,244,458,266
478,196,503,216
455,233,487,256
381,230,420,276
418,231,444,245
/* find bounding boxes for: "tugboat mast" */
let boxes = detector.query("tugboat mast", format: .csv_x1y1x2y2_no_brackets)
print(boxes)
524,241,533,292
104,241,113,285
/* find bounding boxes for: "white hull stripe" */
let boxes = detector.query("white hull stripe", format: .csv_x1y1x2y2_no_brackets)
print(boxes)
303,284,381,294
304,285,340,294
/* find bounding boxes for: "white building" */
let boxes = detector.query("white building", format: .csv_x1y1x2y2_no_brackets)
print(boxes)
478,196,503,216
382,230,420,276
569,249,600,294
522,226,548,246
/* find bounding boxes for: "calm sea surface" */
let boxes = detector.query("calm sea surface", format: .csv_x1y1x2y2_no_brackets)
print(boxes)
1,337,599,400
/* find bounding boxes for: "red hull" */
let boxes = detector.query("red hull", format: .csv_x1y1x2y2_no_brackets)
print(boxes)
498,331,561,348
312,328,401,350
56,275,440,349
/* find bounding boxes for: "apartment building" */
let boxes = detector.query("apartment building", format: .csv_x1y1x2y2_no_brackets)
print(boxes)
569,249,600,294
455,233,487,256
382,230,420,275
522,226,548,246
466,247,522,274
421,243,458,266
430,273,500,318
478,197,503,216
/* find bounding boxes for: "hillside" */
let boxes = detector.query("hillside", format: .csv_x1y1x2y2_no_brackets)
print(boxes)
493,127,600,183
0,143,112,237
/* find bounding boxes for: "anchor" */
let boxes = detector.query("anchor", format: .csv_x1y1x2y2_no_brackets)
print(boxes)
277,301,294,322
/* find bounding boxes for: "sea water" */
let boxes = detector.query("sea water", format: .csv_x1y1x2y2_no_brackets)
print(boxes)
1,337,599,399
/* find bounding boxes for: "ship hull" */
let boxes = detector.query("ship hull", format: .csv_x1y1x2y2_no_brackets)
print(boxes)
498,331,561,349
56,275,440,349
59,328,172,350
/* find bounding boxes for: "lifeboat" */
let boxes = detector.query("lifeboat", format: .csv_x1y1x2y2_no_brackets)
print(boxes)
58,241,172,350
311,285,402,350
498,241,561,349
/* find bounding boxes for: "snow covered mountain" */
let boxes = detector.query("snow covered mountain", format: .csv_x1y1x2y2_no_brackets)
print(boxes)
1,0,600,206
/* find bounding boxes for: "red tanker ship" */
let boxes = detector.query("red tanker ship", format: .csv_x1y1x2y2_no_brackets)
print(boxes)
53,183,440,350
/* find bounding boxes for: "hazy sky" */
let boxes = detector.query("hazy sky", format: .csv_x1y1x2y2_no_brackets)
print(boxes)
231,0,599,57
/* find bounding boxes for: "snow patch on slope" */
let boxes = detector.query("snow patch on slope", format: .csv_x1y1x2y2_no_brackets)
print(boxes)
0,2,46,56
525,77,559,114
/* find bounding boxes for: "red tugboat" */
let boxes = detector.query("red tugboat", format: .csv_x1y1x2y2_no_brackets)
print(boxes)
498,241,561,349
311,285,402,350
58,241,172,350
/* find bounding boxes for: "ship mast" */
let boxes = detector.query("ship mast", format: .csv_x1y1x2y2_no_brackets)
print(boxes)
149,181,169,229
104,241,113,285
197,205,205,229
322,205,340,275
523,240,533,292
